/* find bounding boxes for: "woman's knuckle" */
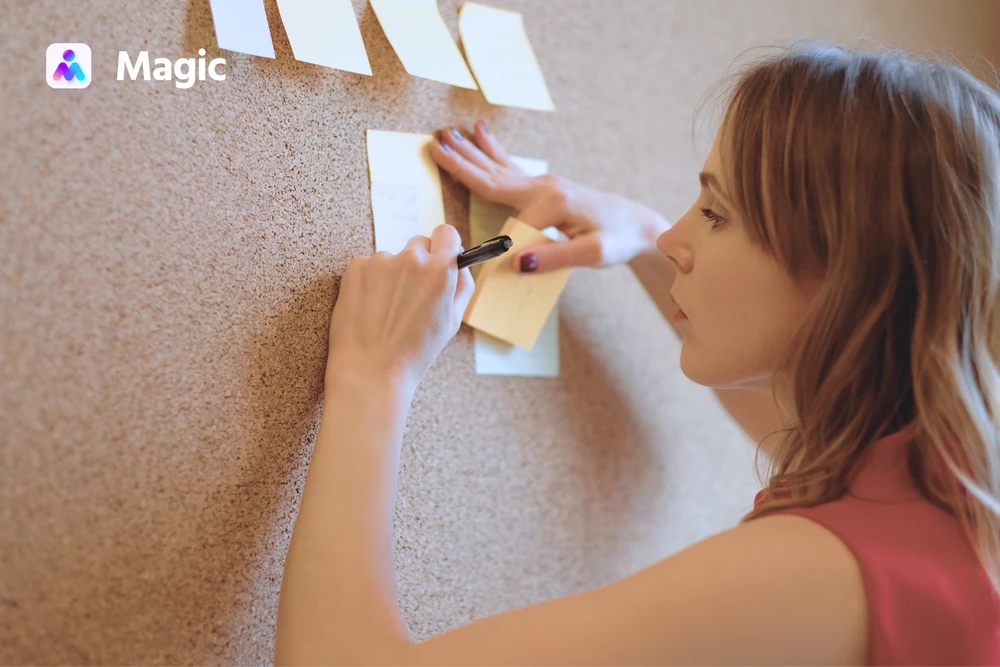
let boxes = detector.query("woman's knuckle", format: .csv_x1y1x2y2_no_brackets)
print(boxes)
536,173,559,188
400,248,424,269
545,177,572,208
479,177,498,199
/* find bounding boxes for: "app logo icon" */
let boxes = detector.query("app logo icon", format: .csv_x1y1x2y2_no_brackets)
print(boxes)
46,43,92,89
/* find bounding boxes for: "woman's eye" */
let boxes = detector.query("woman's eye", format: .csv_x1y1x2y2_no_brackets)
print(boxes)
700,207,726,229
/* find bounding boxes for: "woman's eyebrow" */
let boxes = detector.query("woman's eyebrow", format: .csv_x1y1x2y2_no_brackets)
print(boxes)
699,170,732,204
699,170,721,192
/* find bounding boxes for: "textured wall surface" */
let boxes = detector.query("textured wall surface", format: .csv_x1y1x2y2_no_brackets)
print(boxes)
2,0,998,663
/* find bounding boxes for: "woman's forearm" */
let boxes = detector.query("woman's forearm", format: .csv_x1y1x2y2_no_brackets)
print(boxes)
275,369,416,665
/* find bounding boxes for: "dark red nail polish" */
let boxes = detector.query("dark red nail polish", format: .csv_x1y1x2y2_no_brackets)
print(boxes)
520,253,538,273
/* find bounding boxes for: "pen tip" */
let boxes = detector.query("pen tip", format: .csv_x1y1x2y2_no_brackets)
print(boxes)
502,237,512,249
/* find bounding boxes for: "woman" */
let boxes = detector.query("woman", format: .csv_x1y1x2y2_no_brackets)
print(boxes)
274,42,1000,665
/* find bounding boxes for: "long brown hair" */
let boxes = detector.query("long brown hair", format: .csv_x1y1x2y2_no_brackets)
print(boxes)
704,41,1000,597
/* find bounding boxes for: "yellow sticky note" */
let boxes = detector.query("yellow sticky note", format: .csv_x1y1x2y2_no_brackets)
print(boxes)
370,0,478,89
458,2,554,111
366,130,445,253
463,218,571,350
277,0,372,75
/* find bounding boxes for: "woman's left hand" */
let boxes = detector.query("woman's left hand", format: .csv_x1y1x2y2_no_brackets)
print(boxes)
326,224,475,393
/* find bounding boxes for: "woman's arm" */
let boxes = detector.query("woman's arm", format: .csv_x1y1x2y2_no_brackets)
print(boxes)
275,226,474,665
274,370,415,665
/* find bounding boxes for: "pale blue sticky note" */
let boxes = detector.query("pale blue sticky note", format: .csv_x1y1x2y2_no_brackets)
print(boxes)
474,311,560,377
208,0,276,59
470,156,563,378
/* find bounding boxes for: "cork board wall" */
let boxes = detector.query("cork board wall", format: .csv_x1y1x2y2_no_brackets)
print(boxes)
3,0,999,663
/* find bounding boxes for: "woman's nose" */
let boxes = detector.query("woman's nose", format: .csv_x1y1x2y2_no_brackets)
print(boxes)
655,227,671,256
656,225,692,273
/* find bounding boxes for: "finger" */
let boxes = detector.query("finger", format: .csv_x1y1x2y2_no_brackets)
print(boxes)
429,138,513,205
472,120,515,168
335,257,361,302
513,235,603,275
403,235,431,252
430,223,462,261
331,257,364,325
439,126,499,174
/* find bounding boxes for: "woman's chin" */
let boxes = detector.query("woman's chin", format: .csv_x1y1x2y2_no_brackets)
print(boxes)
678,348,707,385
679,347,737,388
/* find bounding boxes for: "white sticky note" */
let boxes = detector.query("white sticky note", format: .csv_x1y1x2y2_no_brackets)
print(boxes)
458,2,554,111
208,0,276,59
276,0,372,75
470,156,560,376
366,130,445,253
369,0,478,89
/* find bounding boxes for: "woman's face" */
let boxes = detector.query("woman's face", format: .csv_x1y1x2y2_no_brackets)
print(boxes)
656,136,819,393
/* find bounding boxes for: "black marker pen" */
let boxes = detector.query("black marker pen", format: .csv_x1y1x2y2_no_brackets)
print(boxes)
456,235,513,270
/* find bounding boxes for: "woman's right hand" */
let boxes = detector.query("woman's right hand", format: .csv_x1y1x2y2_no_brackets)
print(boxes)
429,121,672,275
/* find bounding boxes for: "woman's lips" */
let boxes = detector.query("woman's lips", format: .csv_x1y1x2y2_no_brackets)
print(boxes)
670,294,687,320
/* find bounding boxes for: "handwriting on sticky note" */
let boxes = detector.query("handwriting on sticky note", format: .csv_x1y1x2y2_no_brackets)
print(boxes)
463,218,571,350
276,0,371,75
370,0,477,89
458,2,554,111
371,182,422,253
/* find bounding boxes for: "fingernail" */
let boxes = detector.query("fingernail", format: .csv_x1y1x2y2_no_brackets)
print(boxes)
480,121,490,135
450,128,463,141
519,253,538,273
439,139,452,152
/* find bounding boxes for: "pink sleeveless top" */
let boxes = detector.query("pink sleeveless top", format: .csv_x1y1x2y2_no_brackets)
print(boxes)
753,429,1000,665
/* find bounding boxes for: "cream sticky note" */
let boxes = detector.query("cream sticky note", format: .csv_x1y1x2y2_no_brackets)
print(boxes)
458,2,554,111
208,0,276,59
464,218,571,350
276,0,372,75
370,0,478,89
470,156,561,376
366,130,445,253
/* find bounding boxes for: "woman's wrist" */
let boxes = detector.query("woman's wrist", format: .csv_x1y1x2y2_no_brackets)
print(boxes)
323,361,416,411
